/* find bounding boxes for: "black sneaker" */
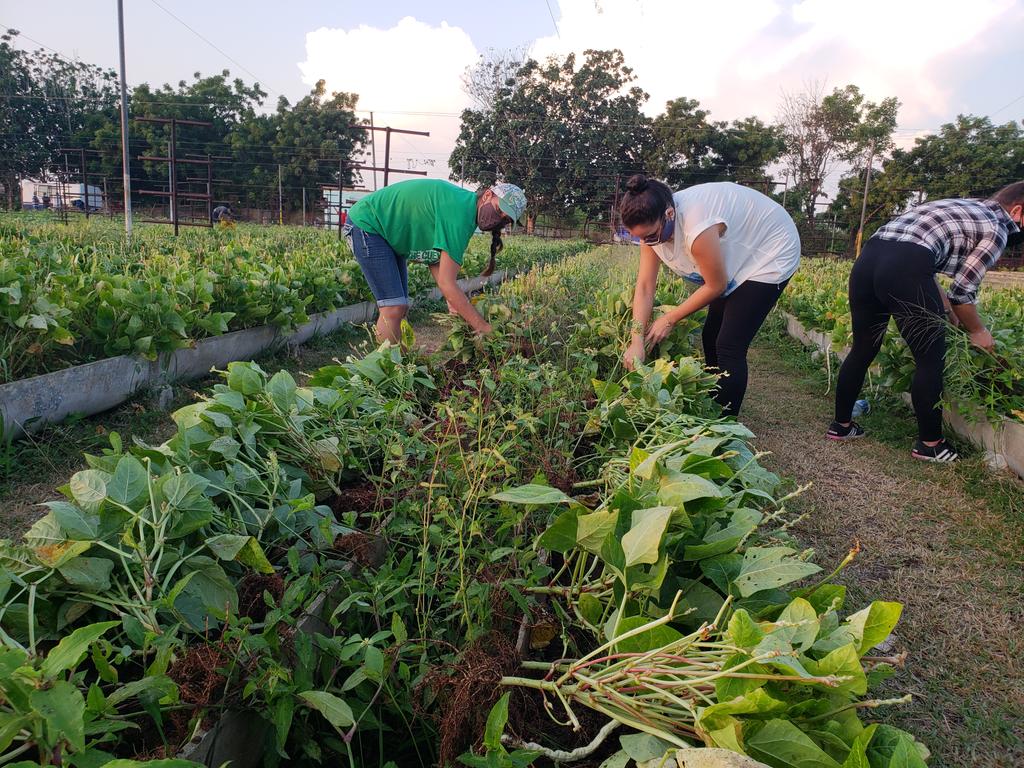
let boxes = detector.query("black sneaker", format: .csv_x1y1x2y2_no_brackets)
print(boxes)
912,439,959,463
827,421,865,441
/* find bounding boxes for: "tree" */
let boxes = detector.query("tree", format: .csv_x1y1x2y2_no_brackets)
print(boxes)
778,82,898,222
264,80,365,213
647,98,784,189
0,30,118,209
828,115,1024,251
461,48,526,112
451,49,651,230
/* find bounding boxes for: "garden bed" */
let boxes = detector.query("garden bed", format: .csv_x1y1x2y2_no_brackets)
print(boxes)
0,272,504,440
0,250,929,768
780,311,1024,478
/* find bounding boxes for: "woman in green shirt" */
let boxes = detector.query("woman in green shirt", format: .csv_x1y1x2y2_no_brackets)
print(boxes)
345,179,527,343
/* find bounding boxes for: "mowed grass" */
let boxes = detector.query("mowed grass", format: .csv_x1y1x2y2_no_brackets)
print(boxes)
743,314,1024,768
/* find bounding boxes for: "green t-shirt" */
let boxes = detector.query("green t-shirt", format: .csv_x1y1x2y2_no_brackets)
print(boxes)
347,179,478,265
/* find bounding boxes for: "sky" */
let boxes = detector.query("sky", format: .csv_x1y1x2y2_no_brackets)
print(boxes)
4,0,1023,191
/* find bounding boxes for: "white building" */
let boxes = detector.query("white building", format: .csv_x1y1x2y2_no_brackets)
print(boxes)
21,178,103,210
321,187,369,227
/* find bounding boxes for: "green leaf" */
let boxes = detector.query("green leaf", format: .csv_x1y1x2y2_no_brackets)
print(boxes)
0,713,31,753
47,501,99,540
701,553,742,594
752,632,813,679
618,732,676,763
68,469,111,514
806,584,847,614
173,557,237,631
391,613,408,645
575,509,617,553
864,725,928,767
698,687,787,733
715,654,771,702
106,675,178,707
268,370,298,411
163,473,210,508
746,719,842,768
808,643,867,696
613,616,683,653
492,484,574,505
683,508,762,561
728,609,764,648
106,456,149,506
597,750,630,768
851,601,902,656
735,547,822,597
31,681,86,752
483,692,511,751
841,724,877,768
299,690,354,729
777,598,820,652
273,695,294,758
536,510,578,553
58,557,114,592
208,435,241,459
205,533,250,561
621,506,672,567
227,362,264,395
658,469,723,507
41,621,120,678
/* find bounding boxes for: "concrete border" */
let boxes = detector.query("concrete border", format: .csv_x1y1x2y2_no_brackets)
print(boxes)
780,311,1024,479
0,272,507,440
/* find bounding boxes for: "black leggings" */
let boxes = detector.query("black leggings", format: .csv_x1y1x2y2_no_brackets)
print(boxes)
834,239,946,441
702,278,790,417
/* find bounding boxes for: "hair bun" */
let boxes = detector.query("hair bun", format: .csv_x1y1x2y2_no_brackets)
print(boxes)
625,174,649,194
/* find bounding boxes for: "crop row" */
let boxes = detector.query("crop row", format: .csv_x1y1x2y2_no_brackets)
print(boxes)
0,215,589,383
0,247,927,767
778,257,1024,423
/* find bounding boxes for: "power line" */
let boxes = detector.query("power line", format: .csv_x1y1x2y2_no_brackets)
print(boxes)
145,0,285,98
543,0,561,38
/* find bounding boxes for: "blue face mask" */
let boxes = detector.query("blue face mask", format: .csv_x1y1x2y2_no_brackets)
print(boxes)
641,212,675,245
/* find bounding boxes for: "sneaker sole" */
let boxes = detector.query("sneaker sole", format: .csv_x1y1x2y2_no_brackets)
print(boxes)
826,432,864,441
911,451,958,463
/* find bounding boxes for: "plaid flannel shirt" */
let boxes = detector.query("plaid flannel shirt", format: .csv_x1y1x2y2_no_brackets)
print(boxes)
872,198,1020,304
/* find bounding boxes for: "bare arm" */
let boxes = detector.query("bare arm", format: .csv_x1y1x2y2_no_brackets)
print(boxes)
623,246,662,369
631,246,661,341
951,302,993,350
644,225,727,347
429,252,492,334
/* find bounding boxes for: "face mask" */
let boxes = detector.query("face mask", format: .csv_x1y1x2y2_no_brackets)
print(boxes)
478,201,507,232
1007,210,1024,248
641,211,675,245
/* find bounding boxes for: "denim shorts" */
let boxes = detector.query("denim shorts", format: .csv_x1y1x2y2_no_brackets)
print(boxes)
345,223,409,307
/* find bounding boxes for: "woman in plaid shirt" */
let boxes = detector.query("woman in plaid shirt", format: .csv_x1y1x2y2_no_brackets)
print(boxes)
829,182,1024,462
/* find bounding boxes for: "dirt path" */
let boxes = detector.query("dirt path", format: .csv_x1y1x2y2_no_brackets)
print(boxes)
742,337,1024,767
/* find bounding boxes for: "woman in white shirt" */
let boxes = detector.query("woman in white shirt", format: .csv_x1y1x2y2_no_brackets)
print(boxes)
620,174,800,416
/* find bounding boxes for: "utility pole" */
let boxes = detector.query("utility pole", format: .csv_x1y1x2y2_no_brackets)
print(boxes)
278,164,283,225
117,0,132,238
369,111,378,190
302,187,306,226
782,173,789,209
855,142,875,258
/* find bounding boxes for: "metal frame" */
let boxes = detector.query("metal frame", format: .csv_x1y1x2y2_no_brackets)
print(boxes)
135,117,214,234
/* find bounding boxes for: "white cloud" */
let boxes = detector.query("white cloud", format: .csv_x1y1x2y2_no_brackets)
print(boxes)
531,0,783,115
533,0,1019,127
298,17,478,184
